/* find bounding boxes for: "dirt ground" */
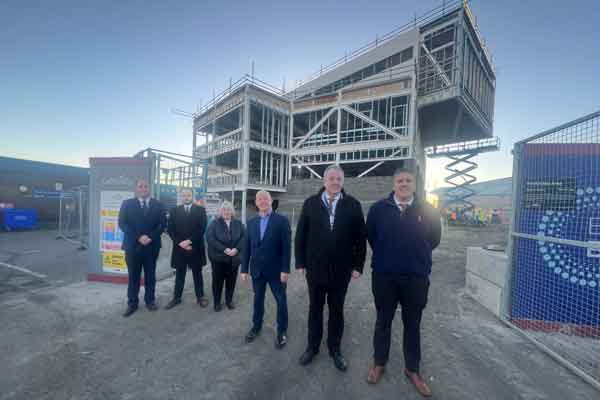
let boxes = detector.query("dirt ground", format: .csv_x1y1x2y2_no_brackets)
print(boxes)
1,225,598,400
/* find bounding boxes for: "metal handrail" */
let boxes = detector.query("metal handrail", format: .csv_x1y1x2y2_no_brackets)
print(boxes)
195,74,286,117
291,0,464,91
194,1,496,118
515,110,600,145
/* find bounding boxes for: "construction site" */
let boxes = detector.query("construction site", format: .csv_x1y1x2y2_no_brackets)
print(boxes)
131,0,498,224
1,1,599,399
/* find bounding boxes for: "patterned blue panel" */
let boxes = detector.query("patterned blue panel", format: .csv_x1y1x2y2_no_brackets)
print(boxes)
512,144,600,326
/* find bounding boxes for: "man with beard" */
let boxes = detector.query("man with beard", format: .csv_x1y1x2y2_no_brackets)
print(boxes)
164,187,209,309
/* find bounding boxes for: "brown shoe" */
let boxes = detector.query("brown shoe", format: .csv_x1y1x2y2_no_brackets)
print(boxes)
367,365,385,384
404,369,432,397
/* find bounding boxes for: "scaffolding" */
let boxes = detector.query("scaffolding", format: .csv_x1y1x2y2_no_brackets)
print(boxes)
426,137,500,216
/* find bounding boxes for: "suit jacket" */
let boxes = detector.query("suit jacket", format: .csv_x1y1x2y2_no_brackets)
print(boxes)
206,217,245,267
118,197,166,254
241,212,291,280
167,204,207,269
294,188,367,286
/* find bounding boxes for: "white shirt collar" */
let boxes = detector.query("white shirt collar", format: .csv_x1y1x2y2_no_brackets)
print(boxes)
322,191,342,202
394,194,414,209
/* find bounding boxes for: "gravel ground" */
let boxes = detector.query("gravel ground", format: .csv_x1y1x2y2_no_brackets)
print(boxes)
1,225,598,399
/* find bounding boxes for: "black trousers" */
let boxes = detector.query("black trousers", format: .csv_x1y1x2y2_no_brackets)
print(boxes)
173,264,204,301
211,261,238,305
372,272,429,373
125,247,159,307
307,278,350,354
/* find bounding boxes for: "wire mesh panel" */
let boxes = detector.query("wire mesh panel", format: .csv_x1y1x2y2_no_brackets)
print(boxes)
57,187,88,249
508,111,600,385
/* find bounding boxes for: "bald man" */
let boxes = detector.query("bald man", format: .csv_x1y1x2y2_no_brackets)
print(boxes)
241,190,291,349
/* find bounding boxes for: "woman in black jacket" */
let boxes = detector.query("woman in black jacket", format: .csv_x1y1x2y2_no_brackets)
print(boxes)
206,201,245,311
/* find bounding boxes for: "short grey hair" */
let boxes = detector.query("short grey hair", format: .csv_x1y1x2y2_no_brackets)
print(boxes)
219,200,236,217
393,167,416,178
256,190,272,200
323,164,345,179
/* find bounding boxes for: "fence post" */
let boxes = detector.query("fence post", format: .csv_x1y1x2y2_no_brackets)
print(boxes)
78,189,87,250
57,195,63,238
501,142,522,320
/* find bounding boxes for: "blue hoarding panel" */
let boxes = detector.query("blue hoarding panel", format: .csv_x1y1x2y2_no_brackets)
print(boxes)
512,144,600,329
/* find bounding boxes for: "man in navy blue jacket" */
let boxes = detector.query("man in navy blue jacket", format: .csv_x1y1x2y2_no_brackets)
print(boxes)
118,179,166,317
241,190,291,349
365,168,441,397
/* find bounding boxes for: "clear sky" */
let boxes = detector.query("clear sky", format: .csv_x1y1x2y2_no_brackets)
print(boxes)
1,0,599,189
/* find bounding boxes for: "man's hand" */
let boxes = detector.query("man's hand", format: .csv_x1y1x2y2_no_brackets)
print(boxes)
296,267,305,275
240,273,249,282
352,270,362,279
138,235,152,246
179,239,192,249
280,272,289,283
229,248,239,257
224,248,232,255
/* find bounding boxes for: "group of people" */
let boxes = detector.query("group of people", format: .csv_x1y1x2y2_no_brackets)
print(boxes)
117,164,441,397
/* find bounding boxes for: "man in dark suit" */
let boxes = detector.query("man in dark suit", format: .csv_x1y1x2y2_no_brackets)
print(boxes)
164,187,208,309
295,164,367,371
241,190,291,349
118,179,166,317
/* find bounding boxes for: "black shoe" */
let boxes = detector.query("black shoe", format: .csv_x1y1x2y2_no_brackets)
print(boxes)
331,351,348,372
164,299,181,310
146,303,159,311
226,302,235,310
122,306,137,317
214,303,223,312
299,348,319,366
275,332,287,349
245,327,261,343
197,297,209,308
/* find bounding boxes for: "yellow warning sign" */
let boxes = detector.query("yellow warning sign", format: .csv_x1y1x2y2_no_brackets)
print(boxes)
102,251,127,273
100,209,119,217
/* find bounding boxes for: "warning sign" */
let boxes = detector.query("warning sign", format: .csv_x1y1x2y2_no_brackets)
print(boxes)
102,251,127,273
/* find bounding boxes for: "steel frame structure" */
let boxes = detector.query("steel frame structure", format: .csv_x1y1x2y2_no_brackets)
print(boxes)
190,0,495,221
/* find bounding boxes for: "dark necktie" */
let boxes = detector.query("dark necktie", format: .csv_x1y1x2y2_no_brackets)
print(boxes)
398,203,408,214
142,200,148,215
327,195,335,230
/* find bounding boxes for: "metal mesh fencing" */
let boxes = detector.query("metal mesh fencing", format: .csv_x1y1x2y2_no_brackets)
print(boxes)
505,111,600,387
57,186,88,249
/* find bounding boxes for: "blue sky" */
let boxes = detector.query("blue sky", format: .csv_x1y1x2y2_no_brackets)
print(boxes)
1,0,599,189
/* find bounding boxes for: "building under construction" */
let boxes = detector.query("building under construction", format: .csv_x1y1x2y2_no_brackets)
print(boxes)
192,0,497,222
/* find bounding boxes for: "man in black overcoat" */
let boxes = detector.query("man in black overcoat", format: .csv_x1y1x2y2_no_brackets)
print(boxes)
164,187,208,309
295,164,367,371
